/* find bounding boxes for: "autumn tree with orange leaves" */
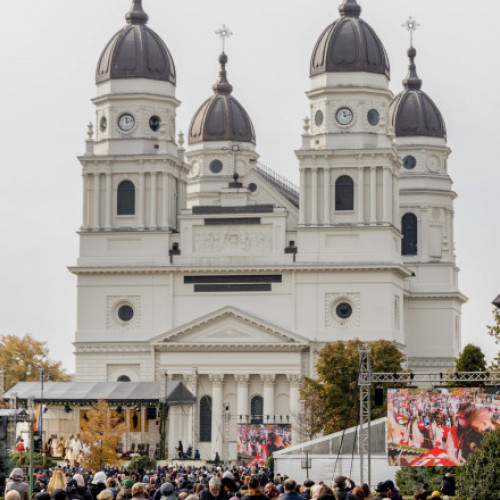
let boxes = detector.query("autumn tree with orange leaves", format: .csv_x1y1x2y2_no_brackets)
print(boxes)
80,399,126,469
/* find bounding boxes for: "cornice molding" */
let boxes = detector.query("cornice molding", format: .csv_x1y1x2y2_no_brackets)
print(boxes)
69,263,412,277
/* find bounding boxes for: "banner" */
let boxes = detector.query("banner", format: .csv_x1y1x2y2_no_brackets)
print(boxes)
237,424,292,466
387,388,499,466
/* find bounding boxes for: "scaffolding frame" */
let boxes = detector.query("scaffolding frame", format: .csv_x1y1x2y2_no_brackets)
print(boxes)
358,347,500,486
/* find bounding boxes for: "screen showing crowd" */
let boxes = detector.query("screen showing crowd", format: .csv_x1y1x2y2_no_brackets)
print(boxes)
237,424,292,466
387,388,499,466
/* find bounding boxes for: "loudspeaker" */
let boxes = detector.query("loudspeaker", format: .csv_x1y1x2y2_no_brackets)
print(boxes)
147,407,157,420
374,386,384,407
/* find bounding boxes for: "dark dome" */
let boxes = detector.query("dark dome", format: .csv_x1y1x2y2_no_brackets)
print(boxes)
96,0,176,85
189,54,256,145
390,48,446,139
311,0,390,78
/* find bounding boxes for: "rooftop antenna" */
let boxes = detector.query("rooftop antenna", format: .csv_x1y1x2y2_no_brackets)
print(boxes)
215,24,233,53
401,16,420,47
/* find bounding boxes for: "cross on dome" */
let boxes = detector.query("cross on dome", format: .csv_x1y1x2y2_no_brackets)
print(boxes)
402,16,420,48
215,24,233,53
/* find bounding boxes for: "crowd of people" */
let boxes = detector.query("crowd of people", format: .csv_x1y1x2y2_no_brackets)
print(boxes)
3,464,456,500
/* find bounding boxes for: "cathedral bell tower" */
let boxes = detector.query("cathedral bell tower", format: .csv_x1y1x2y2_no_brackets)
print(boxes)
297,0,402,264
389,39,466,370
186,50,258,207
80,0,187,233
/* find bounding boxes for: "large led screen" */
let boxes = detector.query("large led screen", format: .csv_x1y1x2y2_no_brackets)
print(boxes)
387,388,499,466
237,424,292,466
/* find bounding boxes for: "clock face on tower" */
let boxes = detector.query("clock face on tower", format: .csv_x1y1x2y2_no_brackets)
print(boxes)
336,107,354,126
118,113,135,132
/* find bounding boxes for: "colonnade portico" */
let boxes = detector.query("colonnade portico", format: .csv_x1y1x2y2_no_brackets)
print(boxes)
173,372,304,460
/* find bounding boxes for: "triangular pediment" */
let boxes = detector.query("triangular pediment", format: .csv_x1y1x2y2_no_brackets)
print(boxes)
149,306,308,346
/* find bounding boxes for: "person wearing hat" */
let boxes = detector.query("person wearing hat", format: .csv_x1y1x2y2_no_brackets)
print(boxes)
160,482,177,500
332,476,356,500
117,480,134,500
383,481,402,500
429,493,441,499
373,483,391,500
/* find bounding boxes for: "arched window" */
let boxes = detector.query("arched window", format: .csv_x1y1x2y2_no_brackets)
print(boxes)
199,396,212,442
251,396,263,424
402,213,418,255
335,175,354,211
117,375,131,382
117,180,135,215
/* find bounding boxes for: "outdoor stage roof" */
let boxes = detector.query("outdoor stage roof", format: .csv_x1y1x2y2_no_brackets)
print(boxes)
4,381,195,406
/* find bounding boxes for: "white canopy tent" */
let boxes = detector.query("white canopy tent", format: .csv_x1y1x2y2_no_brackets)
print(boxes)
273,418,397,488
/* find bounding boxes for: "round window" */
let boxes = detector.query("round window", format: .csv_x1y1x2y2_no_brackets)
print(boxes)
149,115,161,132
118,305,134,322
209,159,223,174
367,109,380,126
403,155,417,170
248,183,258,193
315,110,324,127
100,116,107,132
336,302,353,320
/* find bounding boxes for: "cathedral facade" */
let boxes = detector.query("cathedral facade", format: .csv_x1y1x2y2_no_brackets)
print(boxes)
72,0,466,459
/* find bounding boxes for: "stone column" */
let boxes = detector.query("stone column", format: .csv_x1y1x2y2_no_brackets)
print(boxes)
93,172,100,229
323,169,330,225
310,169,318,225
370,166,377,224
392,171,399,227
382,167,391,223
125,409,131,452
150,171,157,229
184,370,198,450
358,167,364,224
140,406,146,445
287,374,302,444
82,174,89,230
138,171,145,229
261,374,276,422
105,172,112,230
299,169,306,225
235,374,250,423
209,374,224,459
162,173,169,230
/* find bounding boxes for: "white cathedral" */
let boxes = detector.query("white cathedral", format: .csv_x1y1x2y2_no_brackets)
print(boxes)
71,0,466,459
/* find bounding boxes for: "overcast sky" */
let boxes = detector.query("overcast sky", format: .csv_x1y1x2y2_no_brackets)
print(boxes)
0,0,499,372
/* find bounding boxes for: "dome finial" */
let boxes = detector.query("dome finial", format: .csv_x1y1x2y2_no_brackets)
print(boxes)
401,17,422,90
339,0,361,17
212,52,234,94
213,25,234,94
403,47,422,90
126,0,149,25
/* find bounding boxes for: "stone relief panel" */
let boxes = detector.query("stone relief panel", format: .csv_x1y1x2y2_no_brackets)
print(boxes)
325,293,361,330
106,295,141,330
193,225,273,254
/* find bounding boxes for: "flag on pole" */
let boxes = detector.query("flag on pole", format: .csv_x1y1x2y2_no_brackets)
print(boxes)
33,404,43,432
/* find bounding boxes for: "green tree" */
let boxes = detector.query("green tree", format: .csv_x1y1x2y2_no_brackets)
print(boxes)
300,339,404,435
457,427,500,499
455,344,487,372
0,334,70,391
487,307,500,370
0,439,13,486
396,467,454,496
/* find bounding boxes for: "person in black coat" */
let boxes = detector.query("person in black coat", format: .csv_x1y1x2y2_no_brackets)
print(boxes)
441,473,455,496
